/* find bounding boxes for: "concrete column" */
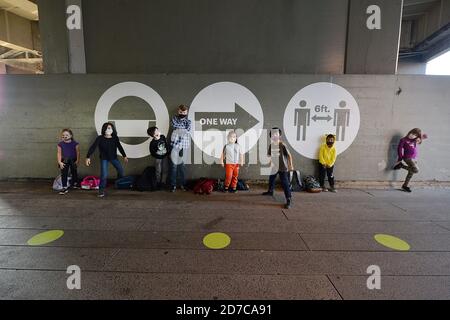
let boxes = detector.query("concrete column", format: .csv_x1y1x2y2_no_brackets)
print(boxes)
36,0,69,73
66,0,86,74
345,0,403,74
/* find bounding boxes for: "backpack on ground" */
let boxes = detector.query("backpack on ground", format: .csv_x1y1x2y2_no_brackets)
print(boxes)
115,175,137,190
193,178,216,195
136,167,158,192
304,175,322,193
215,179,225,192
289,170,303,192
52,175,72,191
80,176,100,190
236,179,250,191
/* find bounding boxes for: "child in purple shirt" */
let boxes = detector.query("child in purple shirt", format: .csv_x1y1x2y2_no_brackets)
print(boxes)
394,128,428,192
57,129,80,194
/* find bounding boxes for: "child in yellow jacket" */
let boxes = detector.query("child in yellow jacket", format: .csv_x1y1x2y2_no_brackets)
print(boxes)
319,134,337,193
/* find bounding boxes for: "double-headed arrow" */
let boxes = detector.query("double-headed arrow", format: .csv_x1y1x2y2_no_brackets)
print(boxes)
312,115,333,122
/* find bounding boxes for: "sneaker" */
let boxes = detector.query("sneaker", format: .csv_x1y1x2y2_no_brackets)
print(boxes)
97,191,105,198
179,186,187,191
223,188,229,193
71,183,79,190
59,188,69,195
229,189,237,193
321,187,328,192
170,186,176,193
402,185,412,193
285,198,292,209
328,187,337,193
262,191,274,196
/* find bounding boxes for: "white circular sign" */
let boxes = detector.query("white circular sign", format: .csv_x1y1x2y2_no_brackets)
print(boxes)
189,82,264,158
283,82,360,159
95,82,169,159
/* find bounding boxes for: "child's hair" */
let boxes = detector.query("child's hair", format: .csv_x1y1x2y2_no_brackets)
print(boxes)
147,126,158,137
101,122,117,136
407,128,422,139
61,129,73,138
269,127,282,138
178,104,189,112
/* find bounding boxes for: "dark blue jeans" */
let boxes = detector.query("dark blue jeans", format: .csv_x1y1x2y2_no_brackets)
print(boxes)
169,159,185,188
268,171,291,200
100,159,124,190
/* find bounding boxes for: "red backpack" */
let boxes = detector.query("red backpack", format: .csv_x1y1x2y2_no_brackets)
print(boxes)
193,178,216,195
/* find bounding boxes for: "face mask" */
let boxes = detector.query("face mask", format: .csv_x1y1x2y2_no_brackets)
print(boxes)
63,135,71,141
178,114,187,118
228,137,237,143
327,142,334,147
105,128,113,135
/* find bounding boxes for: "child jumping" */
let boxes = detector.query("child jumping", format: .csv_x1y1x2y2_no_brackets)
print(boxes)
148,126,169,188
56,129,80,195
394,128,427,193
86,122,128,198
262,128,294,209
319,134,337,193
220,131,244,193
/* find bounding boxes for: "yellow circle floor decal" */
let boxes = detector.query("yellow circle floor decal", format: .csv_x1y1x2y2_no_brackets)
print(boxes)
374,234,410,251
27,230,64,246
203,232,231,249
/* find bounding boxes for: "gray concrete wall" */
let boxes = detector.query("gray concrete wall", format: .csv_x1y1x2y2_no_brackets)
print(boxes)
81,0,349,74
346,0,403,74
0,74,449,182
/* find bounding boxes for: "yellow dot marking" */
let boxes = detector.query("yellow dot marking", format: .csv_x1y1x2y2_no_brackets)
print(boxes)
374,234,410,251
203,232,231,249
27,230,64,246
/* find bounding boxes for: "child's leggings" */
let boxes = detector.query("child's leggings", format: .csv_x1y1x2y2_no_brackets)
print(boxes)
225,164,240,190
61,158,78,188
400,158,419,186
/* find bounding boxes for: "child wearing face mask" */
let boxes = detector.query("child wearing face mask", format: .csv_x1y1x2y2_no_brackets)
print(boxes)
220,131,244,193
262,128,294,209
56,129,80,195
148,126,169,188
394,128,428,193
86,122,129,198
169,105,192,192
319,134,337,193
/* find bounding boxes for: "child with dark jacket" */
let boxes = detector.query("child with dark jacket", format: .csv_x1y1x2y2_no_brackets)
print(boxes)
148,126,169,187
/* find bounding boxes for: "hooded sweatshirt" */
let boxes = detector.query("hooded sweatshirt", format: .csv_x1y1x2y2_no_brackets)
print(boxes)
319,141,337,167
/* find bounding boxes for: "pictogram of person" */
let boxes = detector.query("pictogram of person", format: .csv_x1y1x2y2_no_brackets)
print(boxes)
294,100,311,141
333,100,351,141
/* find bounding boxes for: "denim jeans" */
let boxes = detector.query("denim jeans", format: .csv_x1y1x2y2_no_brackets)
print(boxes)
268,171,291,200
100,159,124,190
169,159,185,188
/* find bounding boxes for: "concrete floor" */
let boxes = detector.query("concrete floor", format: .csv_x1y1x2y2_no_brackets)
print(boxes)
0,181,449,300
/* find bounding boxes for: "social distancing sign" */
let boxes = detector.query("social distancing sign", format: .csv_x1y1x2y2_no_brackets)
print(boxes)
283,82,360,160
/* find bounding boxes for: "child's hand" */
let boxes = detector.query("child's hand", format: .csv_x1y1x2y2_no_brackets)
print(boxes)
221,162,225,168
58,162,65,170
85,158,91,167
124,157,129,164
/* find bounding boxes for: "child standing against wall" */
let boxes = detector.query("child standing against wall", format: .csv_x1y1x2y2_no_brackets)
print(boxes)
169,105,192,192
262,128,294,209
220,131,244,193
319,134,337,193
394,128,427,193
56,129,80,195
148,126,169,188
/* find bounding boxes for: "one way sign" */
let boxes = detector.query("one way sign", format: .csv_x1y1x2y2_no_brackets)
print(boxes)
188,82,264,158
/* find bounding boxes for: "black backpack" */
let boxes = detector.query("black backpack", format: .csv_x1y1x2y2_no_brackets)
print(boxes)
136,167,158,192
289,170,303,192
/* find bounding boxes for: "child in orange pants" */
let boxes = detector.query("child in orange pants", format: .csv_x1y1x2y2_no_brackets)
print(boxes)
220,131,244,193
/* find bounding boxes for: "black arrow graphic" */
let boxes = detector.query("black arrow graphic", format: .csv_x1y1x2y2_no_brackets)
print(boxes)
194,103,259,131
312,115,333,122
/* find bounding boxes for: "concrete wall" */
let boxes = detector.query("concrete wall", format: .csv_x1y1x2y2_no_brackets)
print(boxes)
345,0,403,74
1,74,449,182
81,0,349,74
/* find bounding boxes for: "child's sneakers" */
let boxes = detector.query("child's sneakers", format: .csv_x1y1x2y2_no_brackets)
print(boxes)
59,188,69,195
321,187,328,192
328,187,337,193
402,185,412,193
229,189,237,194
284,198,292,209
98,191,105,198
